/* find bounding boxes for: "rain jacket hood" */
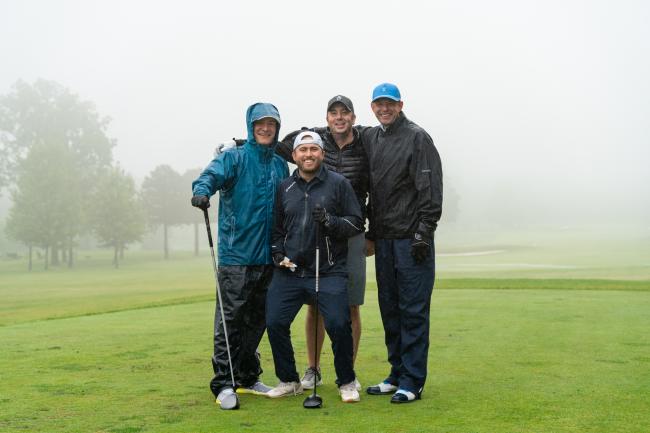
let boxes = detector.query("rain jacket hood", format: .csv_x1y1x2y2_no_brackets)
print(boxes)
246,102,281,144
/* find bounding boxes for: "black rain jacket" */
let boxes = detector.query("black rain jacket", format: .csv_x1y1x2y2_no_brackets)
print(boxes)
360,112,443,240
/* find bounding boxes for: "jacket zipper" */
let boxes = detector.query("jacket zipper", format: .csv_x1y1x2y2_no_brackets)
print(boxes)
325,236,334,265
229,216,236,248
299,190,309,260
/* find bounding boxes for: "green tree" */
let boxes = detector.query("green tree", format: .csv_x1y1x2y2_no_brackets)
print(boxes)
0,79,114,264
90,166,145,268
5,143,78,270
141,165,185,259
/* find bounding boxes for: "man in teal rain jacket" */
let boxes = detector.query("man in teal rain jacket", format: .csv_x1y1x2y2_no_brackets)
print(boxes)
192,103,289,409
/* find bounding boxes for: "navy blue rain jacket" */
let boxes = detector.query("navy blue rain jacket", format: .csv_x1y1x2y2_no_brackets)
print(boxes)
271,166,363,277
192,103,289,265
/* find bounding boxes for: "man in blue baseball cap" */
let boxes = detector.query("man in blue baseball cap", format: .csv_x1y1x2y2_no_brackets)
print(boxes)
362,83,443,404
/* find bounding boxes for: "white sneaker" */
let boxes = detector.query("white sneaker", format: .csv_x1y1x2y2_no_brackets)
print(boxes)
366,380,398,395
267,381,303,398
354,377,362,391
300,367,322,390
340,381,360,403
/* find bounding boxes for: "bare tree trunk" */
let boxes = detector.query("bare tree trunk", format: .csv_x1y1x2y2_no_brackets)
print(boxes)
68,238,73,268
28,245,33,272
194,222,199,256
50,245,59,266
120,244,125,260
44,245,49,270
164,223,169,259
113,245,119,269
62,247,67,263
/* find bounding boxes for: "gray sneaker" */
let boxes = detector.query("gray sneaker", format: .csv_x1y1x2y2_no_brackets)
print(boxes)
216,387,240,410
300,367,322,390
236,381,272,396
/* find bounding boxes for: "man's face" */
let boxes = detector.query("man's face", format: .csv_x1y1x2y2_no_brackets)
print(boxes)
253,118,278,146
371,98,403,126
292,143,324,174
326,103,356,135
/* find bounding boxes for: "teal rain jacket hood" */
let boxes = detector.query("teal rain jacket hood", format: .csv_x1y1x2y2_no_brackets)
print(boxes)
192,103,289,265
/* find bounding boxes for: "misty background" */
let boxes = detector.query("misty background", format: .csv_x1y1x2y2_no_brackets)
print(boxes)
1,0,649,258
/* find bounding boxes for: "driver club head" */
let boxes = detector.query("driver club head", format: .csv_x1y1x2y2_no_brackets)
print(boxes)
303,393,323,409
216,388,240,410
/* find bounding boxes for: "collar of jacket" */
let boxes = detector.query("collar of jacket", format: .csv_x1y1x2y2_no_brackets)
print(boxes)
244,139,276,162
380,112,407,135
292,164,328,184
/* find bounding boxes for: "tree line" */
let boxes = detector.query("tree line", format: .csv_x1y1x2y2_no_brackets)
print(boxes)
0,79,204,270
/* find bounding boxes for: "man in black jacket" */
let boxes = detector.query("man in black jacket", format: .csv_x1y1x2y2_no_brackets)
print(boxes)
265,131,364,403
362,83,443,404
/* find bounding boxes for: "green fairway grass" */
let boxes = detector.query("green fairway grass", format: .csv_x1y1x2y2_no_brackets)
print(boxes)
2,287,649,433
1,229,649,432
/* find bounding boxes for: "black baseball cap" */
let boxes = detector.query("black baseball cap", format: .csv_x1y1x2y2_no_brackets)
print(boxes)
327,95,354,113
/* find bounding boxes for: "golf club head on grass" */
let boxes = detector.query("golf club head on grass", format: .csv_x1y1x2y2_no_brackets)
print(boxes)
216,388,240,410
303,393,323,409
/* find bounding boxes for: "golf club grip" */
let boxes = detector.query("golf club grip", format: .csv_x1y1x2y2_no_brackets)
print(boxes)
203,209,214,248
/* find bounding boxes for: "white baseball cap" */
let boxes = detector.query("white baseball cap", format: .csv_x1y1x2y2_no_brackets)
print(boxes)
293,131,324,150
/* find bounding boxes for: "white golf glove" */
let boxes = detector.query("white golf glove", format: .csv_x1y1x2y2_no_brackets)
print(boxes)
214,139,237,157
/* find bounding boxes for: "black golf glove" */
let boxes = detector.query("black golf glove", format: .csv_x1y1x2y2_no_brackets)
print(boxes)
272,252,285,268
411,231,432,264
191,195,210,210
311,206,331,226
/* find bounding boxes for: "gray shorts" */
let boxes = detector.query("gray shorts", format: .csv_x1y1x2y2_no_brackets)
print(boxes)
305,232,366,307
346,232,366,306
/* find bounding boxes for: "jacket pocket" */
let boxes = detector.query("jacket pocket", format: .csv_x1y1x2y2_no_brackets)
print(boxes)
325,236,334,266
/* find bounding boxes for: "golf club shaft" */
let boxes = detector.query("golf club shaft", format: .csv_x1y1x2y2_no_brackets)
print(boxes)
203,209,237,389
313,217,320,397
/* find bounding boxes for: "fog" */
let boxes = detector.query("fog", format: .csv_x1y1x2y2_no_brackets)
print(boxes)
1,0,649,228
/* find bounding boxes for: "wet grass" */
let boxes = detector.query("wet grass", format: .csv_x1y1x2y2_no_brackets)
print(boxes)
1,287,649,433
1,229,649,432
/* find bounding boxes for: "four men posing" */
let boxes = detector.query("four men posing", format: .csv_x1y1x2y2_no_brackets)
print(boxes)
192,83,443,408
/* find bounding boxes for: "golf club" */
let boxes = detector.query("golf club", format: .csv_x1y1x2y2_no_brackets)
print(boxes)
304,205,323,409
203,208,240,410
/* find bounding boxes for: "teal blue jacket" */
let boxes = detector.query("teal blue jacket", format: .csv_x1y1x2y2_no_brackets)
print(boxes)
192,103,289,265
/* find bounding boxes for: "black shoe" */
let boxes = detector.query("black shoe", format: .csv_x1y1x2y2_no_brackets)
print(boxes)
390,389,421,404
366,380,398,395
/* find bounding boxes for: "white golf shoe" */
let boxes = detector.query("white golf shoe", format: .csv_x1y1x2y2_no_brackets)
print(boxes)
267,381,303,398
339,381,361,403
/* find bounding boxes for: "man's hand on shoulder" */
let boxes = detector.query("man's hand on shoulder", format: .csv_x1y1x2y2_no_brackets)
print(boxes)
214,138,245,156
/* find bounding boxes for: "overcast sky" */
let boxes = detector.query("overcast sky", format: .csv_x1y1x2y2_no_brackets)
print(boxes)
1,0,649,225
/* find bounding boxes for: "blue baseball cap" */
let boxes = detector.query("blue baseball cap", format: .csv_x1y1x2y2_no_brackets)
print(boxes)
372,83,401,102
